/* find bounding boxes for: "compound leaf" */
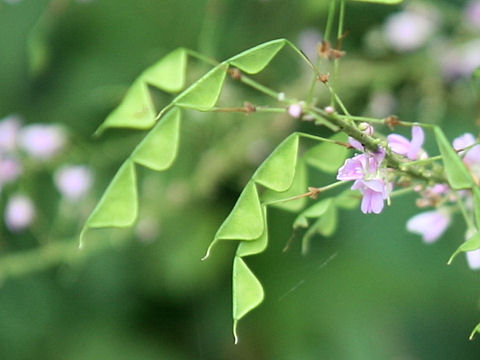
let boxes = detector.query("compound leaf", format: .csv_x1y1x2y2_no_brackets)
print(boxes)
141,48,188,93
80,160,138,248
254,133,299,192
174,63,228,110
448,232,480,265
229,39,286,74
232,256,264,343
236,207,268,257
96,80,156,134
434,127,474,190
132,108,181,171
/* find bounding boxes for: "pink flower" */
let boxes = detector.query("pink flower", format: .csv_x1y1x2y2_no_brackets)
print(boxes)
348,122,374,151
352,179,390,214
54,165,93,200
19,124,66,160
406,209,451,243
453,133,480,167
287,104,303,118
4,195,35,232
388,126,425,160
465,1,480,29
0,115,22,153
0,155,22,186
466,249,480,270
384,7,438,52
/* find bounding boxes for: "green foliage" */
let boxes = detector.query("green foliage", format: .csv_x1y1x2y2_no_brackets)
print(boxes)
474,188,480,230
434,127,474,190
470,322,480,340
229,39,286,74
305,133,349,174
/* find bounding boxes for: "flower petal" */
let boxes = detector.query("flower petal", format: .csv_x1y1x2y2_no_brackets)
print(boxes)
406,209,451,243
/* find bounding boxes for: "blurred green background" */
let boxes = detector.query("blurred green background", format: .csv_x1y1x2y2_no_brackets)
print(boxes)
1,0,480,359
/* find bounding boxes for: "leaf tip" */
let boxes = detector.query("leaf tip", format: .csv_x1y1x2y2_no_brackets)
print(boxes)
233,320,239,344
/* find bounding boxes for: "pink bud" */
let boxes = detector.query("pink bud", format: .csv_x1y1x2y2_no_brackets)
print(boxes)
0,155,22,185
19,124,66,160
5,195,35,232
54,165,93,200
324,106,335,114
287,104,303,118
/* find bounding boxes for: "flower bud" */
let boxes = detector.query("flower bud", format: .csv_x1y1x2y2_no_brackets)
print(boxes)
5,195,35,232
287,104,303,118
54,165,93,200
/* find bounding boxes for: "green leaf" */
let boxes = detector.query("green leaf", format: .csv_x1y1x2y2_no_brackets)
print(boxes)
474,188,480,230
174,63,228,110
96,79,156,134
349,0,403,4
261,159,308,212
229,39,286,74
203,182,264,259
141,48,188,93
236,207,268,257
317,204,338,237
470,322,480,340
434,127,474,190
232,256,264,343
132,108,181,171
305,133,349,174
448,232,480,265
254,133,299,192
80,160,138,248
294,198,334,229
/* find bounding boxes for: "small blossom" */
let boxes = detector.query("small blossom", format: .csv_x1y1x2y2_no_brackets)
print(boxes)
406,209,451,243
19,124,66,160
0,155,22,186
384,7,438,52
54,165,93,200
287,104,303,118
0,114,22,153
466,249,480,270
352,178,390,214
4,195,35,232
453,133,480,167
465,1,480,29
388,126,425,160
349,122,375,151
440,40,480,79
324,106,335,114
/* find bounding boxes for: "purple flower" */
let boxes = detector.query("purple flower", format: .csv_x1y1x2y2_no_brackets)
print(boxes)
406,209,451,243
352,179,389,214
54,165,93,200
19,124,66,160
384,7,438,52
388,126,425,160
465,1,480,29
4,195,35,232
0,155,22,186
287,104,303,118
0,115,22,153
466,249,480,270
453,133,480,167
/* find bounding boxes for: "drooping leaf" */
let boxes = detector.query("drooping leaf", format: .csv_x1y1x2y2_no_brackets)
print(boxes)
254,133,299,192
261,159,308,212
96,79,156,134
132,108,181,171
474,188,480,230
305,133,349,174
141,48,188,93
174,63,228,110
80,160,138,248
317,204,338,237
434,127,474,190
229,39,286,74
350,0,403,4
232,256,264,343
236,207,268,257
448,232,480,265
203,182,264,259
294,198,334,229
470,322,480,340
